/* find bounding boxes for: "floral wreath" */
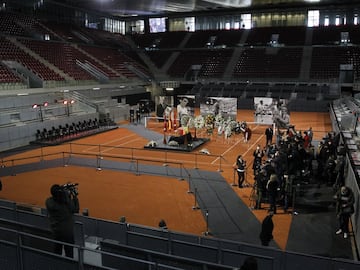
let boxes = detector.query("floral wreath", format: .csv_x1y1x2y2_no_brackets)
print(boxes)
214,113,225,127
194,115,205,129
180,114,194,128
227,119,238,130
205,114,215,126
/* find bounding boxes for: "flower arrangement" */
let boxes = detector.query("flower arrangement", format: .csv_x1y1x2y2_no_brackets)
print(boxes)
187,116,195,128
199,148,211,155
180,114,191,127
205,114,215,135
214,113,224,127
168,140,179,146
146,140,157,147
205,114,215,126
194,115,205,129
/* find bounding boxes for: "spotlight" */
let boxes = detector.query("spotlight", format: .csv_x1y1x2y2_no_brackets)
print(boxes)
32,102,48,121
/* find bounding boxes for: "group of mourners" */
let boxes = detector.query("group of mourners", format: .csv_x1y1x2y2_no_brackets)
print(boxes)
235,124,355,246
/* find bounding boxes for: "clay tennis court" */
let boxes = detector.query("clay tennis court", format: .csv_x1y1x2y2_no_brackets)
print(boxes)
0,110,332,250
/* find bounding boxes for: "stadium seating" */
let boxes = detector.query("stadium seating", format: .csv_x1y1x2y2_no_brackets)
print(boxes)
168,49,233,78
0,17,357,84
132,31,189,49
245,26,306,46
145,50,174,68
0,198,359,270
233,47,302,79
77,44,136,79
0,37,65,81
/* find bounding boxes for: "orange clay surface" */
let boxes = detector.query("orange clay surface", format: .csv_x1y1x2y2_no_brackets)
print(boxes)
0,110,332,250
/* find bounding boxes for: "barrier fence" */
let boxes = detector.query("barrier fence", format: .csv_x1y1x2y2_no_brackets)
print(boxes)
0,143,233,174
0,144,360,269
0,204,359,270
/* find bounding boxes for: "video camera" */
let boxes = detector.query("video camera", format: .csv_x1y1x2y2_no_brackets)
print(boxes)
61,183,79,196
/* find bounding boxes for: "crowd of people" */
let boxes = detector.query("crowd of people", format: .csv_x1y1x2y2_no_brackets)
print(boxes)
238,124,354,223
234,122,355,244
240,125,316,214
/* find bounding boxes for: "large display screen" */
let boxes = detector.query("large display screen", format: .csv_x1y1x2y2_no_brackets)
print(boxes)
149,17,166,33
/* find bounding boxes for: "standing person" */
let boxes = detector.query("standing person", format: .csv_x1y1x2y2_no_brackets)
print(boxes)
45,184,79,258
236,155,246,188
335,186,355,239
259,211,274,246
254,169,267,209
307,127,313,144
244,126,252,143
253,145,264,175
135,103,141,124
267,173,279,214
265,125,274,146
156,96,167,120
303,131,310,149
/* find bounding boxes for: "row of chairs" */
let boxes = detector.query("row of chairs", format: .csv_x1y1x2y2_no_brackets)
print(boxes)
34,118,113,142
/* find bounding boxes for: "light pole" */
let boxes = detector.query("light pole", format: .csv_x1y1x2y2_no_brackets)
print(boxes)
63,99,75,116
32,102,48,122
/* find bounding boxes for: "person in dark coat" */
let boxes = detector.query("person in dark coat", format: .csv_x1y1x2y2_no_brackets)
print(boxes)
45,184,79,258
260,211,274,246
252,145,264,175
334,186,354,239
265,126,274,146
236,155,246,188
267,174,279,214
254,169,267,209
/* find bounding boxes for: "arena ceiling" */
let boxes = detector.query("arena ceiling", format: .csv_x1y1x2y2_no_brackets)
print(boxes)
55,0,359,17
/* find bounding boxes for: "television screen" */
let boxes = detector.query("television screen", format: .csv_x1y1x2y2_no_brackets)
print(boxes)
149,17,166,33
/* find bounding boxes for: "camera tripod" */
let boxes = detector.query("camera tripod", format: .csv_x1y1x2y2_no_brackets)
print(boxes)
243,168,252,187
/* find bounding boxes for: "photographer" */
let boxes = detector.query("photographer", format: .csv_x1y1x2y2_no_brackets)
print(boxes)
45,183,79,258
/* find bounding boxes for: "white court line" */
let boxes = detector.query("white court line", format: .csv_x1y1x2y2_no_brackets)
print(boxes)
242,134,264,157
211,125,262,165
83,133,137,152
112,138,143,147
84,138,143,155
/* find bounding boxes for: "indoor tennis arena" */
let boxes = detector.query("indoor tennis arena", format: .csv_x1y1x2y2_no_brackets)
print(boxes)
0,1,359,269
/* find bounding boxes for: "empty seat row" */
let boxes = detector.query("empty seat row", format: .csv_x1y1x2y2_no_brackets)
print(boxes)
35,118,103,142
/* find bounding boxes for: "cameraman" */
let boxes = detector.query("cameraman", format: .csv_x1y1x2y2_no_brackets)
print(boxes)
45,184,79,258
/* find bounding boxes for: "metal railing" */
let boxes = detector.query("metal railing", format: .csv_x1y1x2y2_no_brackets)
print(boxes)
0,142,232,174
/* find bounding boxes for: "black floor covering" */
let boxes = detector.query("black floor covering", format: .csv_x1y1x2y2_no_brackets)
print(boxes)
286,182,354,259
